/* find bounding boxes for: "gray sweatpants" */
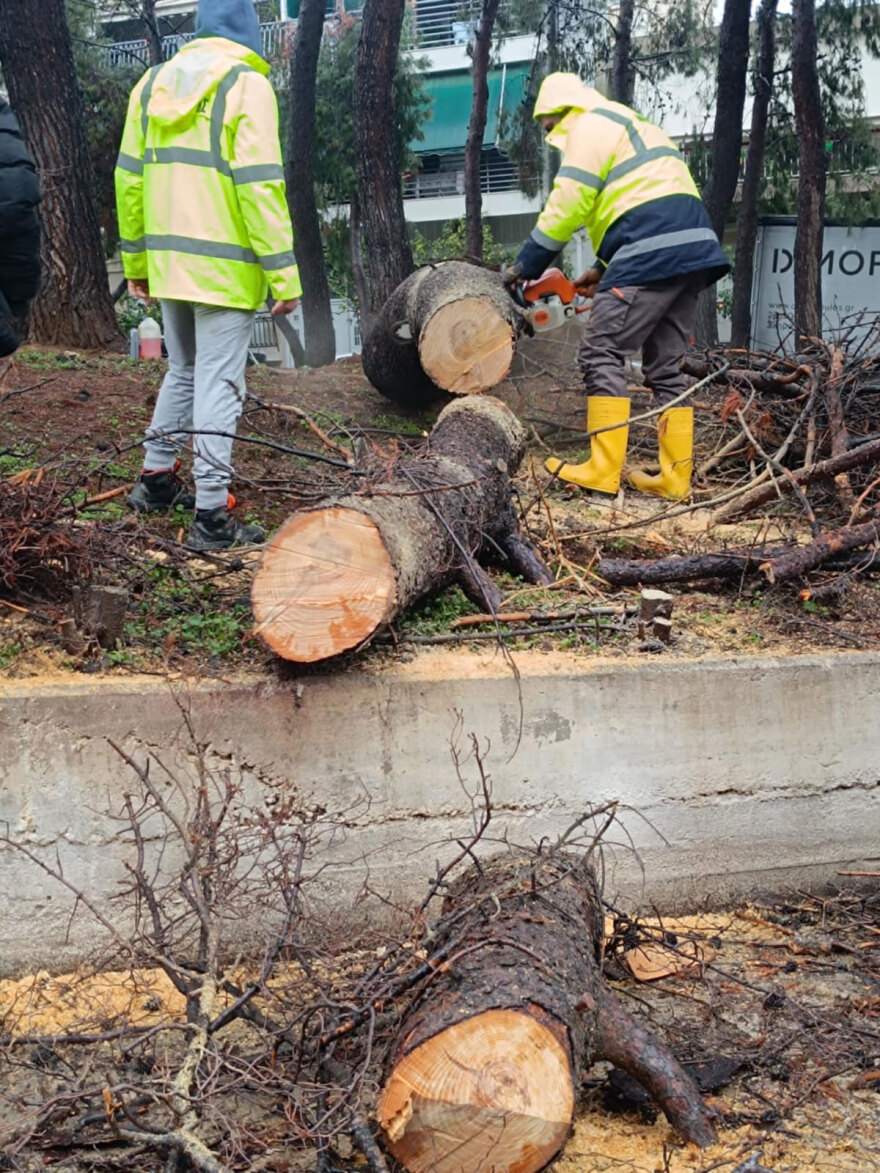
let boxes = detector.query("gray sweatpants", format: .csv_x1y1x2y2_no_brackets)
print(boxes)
578,274,703,405
143,299,255,511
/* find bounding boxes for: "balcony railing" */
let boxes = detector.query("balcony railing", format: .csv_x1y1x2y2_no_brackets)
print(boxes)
403,150,519,199
104,20,293,68
411,0,521,49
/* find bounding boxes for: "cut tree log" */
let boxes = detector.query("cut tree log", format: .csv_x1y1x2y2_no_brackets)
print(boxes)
361,261,525,408
251,396,552,663
377,852,716,1173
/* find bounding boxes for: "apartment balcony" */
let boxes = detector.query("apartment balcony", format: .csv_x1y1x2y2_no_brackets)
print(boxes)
104,20,293,68
404,149,519,199
411,0,524,49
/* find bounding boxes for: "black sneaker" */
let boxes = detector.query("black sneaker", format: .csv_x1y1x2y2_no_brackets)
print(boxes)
186,506,266,551
128,461,195,512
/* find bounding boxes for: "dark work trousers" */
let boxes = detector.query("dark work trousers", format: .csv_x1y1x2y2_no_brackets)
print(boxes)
578,274,704,405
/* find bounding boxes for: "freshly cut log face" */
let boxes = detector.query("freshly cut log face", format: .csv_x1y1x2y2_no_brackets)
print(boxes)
419,296,516,395
376,852,717,1173
362,261,524,408
378,1007,573,1173
251,397,553,663
252,508,396,663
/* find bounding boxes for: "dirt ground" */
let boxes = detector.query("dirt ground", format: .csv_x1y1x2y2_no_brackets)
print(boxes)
1,888,878,1171
1,344,878,679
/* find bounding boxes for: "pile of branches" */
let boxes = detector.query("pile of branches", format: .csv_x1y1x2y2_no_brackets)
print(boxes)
596,337,880,591
0,471,113,600
0,725,619,1172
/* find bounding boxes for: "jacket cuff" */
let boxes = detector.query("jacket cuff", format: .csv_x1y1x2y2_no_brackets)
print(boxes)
122,254,149,280
268,265,302,302
515,236,564,280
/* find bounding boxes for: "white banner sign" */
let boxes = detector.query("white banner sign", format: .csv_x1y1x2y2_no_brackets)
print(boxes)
751,222,880,349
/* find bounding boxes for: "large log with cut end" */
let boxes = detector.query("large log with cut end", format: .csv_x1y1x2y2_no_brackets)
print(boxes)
251,397,552,663
361,261,525,408
377,853,716,1173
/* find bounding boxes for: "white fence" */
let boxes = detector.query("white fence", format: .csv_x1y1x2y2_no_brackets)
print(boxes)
250,300,361,367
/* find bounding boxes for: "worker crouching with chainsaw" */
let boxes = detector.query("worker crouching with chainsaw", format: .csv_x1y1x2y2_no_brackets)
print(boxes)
114,0,301,550
507,73,729,501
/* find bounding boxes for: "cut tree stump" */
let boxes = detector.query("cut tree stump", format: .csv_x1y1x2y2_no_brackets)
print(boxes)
361,261,525,408
251,396,552,663
377,852,716,1173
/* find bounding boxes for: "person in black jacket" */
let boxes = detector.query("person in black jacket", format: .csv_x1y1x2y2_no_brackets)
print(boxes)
0,95,40,358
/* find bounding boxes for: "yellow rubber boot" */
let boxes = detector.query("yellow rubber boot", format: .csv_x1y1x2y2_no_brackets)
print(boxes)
545,395,630,495
628,406,694,500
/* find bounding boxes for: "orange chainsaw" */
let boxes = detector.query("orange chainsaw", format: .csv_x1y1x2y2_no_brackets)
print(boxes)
510,268,596,332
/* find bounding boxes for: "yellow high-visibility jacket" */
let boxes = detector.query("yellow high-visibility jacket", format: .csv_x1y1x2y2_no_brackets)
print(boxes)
115,36,302,310
516,73,728,291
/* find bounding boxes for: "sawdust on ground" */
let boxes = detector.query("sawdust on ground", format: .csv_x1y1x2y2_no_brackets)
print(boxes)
3,901,878,1171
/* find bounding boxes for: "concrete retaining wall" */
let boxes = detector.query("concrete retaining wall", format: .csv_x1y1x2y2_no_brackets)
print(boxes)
2,652,879,975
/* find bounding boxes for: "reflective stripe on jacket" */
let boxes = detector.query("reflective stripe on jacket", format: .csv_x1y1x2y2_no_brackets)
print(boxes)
517,74,728,290
115,36,301,310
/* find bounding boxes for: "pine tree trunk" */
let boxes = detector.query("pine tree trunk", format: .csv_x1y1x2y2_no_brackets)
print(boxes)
464,0,501,261
730,0,777,348
287,0,337,367
0,0,119,349
353,0,414,316
251,397,552,663
792,0,826,340
142,0,163,67
349,189,371,332
693,0,751,347
608,0,636,105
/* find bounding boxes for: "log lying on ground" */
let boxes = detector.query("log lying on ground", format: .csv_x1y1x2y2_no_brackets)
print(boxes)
251,396,552,663
377,852,716,1173
362,261,525,408
763,506,880,583
599,519,880,587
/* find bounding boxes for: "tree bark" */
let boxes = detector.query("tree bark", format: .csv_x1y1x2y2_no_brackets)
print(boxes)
791,0,826,340
608,0,636,105
0,0,117,347
694,0,751,347
349,189,371,329
251,396,552,663
0,0,119,348
287,0,337,368
361,261,524,407
353,0,414,317
377,852,716,1173
730,0,778,349
464,0,502,261
141,0,163,67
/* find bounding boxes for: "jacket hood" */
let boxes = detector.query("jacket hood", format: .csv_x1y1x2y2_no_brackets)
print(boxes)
533,73,602,150
195,0,263,57
147,36,268,128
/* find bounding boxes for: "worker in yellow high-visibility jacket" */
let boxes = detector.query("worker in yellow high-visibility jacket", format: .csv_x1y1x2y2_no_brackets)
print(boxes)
509,73,729,501
115,0,302,550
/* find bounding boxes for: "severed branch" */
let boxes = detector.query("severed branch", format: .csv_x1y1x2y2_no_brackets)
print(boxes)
713,434,880,524
761,506,880,583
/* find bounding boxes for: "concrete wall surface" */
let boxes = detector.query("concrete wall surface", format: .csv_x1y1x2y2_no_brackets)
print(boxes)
1,651,879,975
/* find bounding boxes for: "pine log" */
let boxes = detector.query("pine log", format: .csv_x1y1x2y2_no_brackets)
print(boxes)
251,396,552,663
598,549,787,586
761,507,880,583
377,853,716,1173
361,261,525,408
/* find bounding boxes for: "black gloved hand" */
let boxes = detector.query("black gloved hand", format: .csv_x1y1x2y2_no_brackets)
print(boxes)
501,261,524,290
